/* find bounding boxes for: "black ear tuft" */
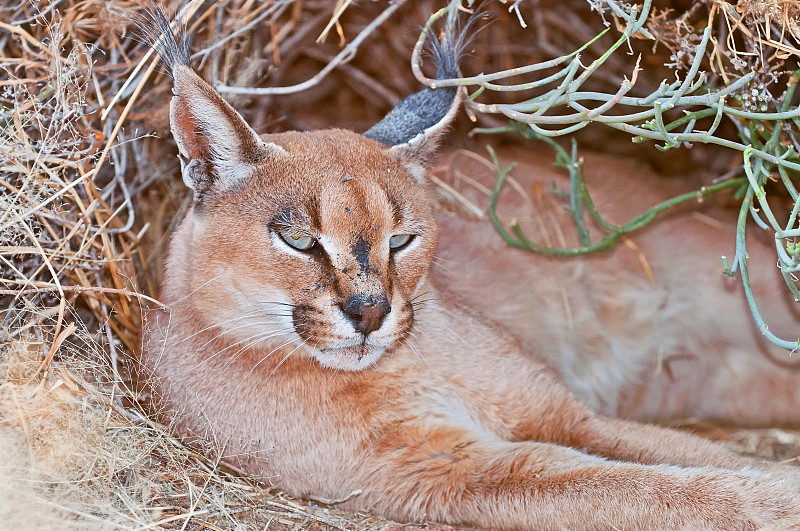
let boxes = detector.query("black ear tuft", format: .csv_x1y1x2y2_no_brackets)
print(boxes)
134,3,285,199
363,6,483,159
428,5,482,82
134,4,191,74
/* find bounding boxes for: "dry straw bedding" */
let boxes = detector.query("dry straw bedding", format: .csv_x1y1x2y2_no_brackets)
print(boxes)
1,1,799,529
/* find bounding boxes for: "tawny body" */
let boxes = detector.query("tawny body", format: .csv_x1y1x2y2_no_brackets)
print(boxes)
433,146,800,425
142,9,800,528
145,130,800,530
148,287,800,529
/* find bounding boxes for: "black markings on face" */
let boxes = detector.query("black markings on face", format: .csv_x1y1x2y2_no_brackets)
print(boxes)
306,197,322,232
292,304,314,338
352,236,371,273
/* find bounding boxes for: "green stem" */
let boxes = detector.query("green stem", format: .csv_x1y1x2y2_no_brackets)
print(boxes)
484,138,747,258
735,186,800,351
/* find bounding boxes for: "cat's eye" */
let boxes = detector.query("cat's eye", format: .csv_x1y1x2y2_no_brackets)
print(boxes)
389,234,414,251
279,231,316,251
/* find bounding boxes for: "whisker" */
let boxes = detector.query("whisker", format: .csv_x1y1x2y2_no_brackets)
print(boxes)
189,327,295,372
221,330,298,369
186,318,287,354
169,273,226,306
399,335,429,368
409,291,434,303
309,337,322,357
264,337,311,380
260,301,297,308
175,310,270,344
431,255,455,269
201,334,292,373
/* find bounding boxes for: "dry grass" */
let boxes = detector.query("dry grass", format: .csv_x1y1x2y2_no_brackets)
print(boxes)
0,1,415,528
1,1,798,529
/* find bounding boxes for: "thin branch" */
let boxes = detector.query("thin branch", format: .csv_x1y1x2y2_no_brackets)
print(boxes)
215,0,407,96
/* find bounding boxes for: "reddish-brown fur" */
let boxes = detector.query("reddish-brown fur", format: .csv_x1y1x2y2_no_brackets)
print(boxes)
433,145,800,425
143,63,800,530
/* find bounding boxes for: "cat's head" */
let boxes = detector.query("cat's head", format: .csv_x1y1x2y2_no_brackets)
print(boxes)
150,7,466,371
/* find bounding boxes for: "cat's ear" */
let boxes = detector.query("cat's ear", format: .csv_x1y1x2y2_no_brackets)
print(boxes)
169,66,284,196
141,6,284,198
365,85,461,181
364,9,476,181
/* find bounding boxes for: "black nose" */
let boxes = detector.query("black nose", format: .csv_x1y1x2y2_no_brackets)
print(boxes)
341,295,391,335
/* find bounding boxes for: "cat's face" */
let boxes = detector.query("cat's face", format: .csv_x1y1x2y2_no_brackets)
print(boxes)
175,129,438,371
160,55,457,371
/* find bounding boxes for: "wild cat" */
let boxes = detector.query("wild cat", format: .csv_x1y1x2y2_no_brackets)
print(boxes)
141,6,800,529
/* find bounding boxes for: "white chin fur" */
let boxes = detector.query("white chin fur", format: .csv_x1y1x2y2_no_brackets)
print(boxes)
312,343,386,371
